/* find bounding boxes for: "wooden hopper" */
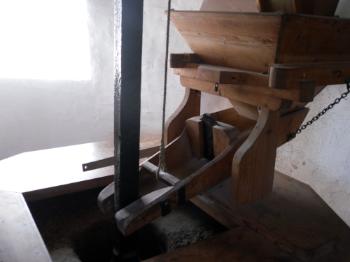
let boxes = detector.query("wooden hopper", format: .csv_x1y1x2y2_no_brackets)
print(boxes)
168,11,350,205
170,11,350,73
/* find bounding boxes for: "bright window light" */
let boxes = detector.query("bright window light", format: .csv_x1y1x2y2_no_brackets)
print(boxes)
0,0,91,81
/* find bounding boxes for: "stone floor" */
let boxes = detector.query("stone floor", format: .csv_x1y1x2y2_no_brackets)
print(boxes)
28,188,226,262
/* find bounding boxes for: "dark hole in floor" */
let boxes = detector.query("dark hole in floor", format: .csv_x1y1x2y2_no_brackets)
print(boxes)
28,188,226,262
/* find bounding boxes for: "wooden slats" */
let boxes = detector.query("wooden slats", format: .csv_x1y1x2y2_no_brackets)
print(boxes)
170,11,281,72
171,11,350,74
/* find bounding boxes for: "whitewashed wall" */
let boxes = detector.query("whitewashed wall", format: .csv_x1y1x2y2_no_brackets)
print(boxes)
141,0,203,136
0,0,114,160
276,1,350,226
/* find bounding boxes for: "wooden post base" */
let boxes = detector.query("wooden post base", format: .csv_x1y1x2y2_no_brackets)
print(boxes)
190,172,350,261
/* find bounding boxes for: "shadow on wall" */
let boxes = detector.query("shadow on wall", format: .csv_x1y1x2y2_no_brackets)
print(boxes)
276,0,350,226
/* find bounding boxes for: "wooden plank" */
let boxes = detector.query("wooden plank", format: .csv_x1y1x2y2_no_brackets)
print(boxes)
277,108,309,146
145,227,295,262
0,190,52,262
170,53,202,68
170,11,281,73
166,89,201,144
174,64,269,86
201,0,259,12
180,77,283,110
172,11,350,74
176,67,313,102
115,122,248,236
277,15,350,65
0,142,113,200
232,109,278,203
270,62,350,89
192,172,350,261
0,139,159,201
210,107,256,131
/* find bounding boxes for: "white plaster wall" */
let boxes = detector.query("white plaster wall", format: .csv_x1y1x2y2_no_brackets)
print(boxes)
0,0,114,160
141,0,203,136
276,1,350,226
0,0,201,159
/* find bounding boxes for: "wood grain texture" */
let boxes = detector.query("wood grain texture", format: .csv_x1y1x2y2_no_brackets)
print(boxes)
170,11,281,72
171,12,350,74
210,107,256,131
174,64,269,86
277,15,350,65
232,109,279,203
277,107,309,146
166,88,201,144
0,191,52,262
180,77,283,110
177,67,311,102
192,173,350,261
0,139,159,201
115,119,248,236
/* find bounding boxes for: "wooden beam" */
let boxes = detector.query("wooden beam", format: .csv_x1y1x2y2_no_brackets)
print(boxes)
174,64,269,86
115,122,248,236
170,53,202,68
180,77,283,111
177,68,313,102
166,89,201,144
270,62,350,89
232,109,279,203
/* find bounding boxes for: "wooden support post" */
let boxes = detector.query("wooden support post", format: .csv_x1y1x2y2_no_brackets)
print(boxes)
114,0,144,211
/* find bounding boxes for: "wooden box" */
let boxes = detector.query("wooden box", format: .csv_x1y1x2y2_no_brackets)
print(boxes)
170,11,350,73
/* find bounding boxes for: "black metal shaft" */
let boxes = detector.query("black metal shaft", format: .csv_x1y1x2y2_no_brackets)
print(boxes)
114,0,144,211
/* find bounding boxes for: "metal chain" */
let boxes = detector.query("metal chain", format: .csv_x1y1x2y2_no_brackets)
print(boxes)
290,80,350,140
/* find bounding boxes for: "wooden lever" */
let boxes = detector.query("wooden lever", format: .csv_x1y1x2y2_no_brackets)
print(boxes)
116,139,245,236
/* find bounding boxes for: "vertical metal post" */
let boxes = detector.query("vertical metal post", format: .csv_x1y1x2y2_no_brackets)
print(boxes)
114,0,143,211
